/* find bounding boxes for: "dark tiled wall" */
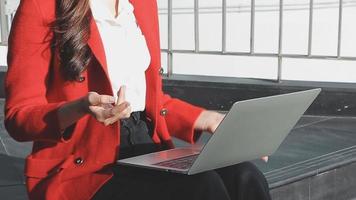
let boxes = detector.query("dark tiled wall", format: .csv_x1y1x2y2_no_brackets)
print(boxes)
271,161,356,200
163,75,356,117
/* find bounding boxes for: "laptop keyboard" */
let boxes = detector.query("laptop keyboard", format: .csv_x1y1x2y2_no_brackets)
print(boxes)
153,154,199,170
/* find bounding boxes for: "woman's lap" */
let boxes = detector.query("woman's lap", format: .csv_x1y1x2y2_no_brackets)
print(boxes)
92,161,270,200
216,162,271,200
93,164,229,200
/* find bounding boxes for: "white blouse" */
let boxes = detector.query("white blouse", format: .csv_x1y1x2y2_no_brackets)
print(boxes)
89,0,151,112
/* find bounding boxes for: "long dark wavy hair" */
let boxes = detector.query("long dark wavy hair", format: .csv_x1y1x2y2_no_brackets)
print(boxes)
51,0,92,81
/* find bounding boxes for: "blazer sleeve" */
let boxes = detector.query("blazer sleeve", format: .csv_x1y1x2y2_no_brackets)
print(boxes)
4,0,68,143
159,91,206,144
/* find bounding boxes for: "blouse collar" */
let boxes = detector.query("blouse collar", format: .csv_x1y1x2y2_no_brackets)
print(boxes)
89,0,134,23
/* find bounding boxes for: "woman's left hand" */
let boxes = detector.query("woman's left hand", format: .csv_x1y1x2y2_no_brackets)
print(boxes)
194,110,225,134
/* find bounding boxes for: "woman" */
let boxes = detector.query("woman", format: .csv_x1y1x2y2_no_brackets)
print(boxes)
5,0,271,199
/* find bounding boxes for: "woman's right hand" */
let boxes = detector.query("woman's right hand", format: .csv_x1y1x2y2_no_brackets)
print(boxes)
84,86,131,125
103,86,132,126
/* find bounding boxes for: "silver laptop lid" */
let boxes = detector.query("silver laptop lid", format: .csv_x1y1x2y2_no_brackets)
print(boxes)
188,88,321,175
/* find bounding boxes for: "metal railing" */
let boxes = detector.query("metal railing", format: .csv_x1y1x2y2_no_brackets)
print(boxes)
0,0,18,45
1,0,356,82
161,0,356,82
0,0,7,45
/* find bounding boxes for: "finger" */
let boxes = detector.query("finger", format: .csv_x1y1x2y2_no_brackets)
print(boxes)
104,105,132,126
88,92,115,106
261,156,269,163
89,106,115,118
99,95,115,110
210,124,219,133
87,92,100,106
99,95,115,105
104,106,130,126
117,85,126,105
111,101,130,116
88,106,113,121
109,105,132,125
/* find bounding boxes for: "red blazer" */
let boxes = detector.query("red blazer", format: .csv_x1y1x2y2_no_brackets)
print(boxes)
5,0,205,199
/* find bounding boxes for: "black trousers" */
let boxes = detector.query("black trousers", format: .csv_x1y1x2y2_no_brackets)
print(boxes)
92,112,271,200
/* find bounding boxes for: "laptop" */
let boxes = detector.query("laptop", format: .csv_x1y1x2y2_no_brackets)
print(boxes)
117,88,321,175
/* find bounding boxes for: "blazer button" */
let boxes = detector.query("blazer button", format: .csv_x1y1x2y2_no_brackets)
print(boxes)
160,108,168,116
74,157,84,165
76,76,85,82
159,67,164,76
